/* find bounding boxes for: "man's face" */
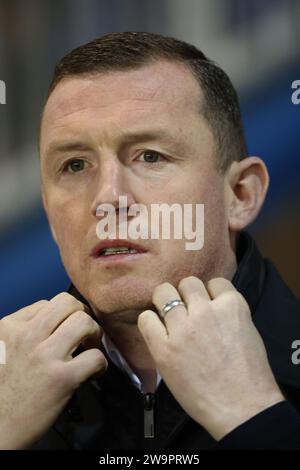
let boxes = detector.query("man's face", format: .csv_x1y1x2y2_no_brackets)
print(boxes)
40,60,233,320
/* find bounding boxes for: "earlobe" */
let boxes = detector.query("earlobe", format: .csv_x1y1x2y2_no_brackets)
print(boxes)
227,157,269,232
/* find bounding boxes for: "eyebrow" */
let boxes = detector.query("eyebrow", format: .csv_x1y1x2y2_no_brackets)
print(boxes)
44,128,182,158
121,129,176,144
45,142,92,156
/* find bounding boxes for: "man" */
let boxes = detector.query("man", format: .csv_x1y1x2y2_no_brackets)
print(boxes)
0,32,299,450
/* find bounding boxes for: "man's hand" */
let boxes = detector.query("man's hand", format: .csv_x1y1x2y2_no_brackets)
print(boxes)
138,276,284,440
0,293,107,449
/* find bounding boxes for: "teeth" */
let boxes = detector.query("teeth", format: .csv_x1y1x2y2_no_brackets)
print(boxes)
101,247,138,256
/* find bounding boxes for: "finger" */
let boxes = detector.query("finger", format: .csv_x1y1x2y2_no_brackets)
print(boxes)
138,310,168,364
152,282,187,329
44,311,102,359
208,278,250,321
206,278,236,299
68,348,108,384
31,292,90,339
8,300,49,322
177,276,211,312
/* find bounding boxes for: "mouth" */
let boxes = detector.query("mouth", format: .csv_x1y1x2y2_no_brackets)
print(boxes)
91,240,148,261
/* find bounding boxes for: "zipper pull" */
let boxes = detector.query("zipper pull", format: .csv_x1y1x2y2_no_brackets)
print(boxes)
143,393,155,438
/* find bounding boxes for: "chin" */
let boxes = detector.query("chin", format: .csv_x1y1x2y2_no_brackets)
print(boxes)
85,280,155,316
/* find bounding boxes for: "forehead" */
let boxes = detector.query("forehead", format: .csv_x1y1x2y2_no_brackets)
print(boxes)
40,60,204,151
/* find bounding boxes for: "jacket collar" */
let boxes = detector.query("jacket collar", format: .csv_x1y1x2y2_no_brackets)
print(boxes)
232,231,266,314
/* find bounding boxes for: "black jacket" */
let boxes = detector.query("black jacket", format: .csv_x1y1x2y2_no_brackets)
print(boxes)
32,232,300,450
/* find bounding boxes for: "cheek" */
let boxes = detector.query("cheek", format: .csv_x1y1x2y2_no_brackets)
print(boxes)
47,196,88,253
178,172,228,248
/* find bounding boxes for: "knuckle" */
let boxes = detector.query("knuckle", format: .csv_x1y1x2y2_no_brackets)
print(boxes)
56,292,76,304
72,310,94,328
92,321,101,334
230,291,245,310
222,290,238,304
34,299,48,307
92,350,108,369
53,292,75,303
218,291,249,317
53,291,70,301
53,292,84,311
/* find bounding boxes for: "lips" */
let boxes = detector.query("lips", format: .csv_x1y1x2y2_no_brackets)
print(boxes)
91,239,148,258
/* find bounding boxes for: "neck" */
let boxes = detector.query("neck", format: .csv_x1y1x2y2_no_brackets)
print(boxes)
97,309,158,392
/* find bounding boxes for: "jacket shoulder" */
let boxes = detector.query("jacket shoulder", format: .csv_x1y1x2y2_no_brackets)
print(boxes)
253,259,300,392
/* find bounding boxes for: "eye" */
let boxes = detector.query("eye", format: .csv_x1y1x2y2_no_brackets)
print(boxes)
138,150,164,163
63,159,87,173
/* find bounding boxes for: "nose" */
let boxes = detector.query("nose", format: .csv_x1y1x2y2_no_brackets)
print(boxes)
90,155,135,217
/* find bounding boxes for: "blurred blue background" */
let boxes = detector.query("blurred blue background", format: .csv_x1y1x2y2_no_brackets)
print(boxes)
0,0,299,317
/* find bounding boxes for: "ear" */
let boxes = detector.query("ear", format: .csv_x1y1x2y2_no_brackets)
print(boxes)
42,186,58,243
226,157,269,231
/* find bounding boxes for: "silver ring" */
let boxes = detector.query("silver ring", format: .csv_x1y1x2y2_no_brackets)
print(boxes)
160,299,185,318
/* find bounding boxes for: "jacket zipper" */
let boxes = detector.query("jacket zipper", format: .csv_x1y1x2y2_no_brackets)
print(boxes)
143,392,155,438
